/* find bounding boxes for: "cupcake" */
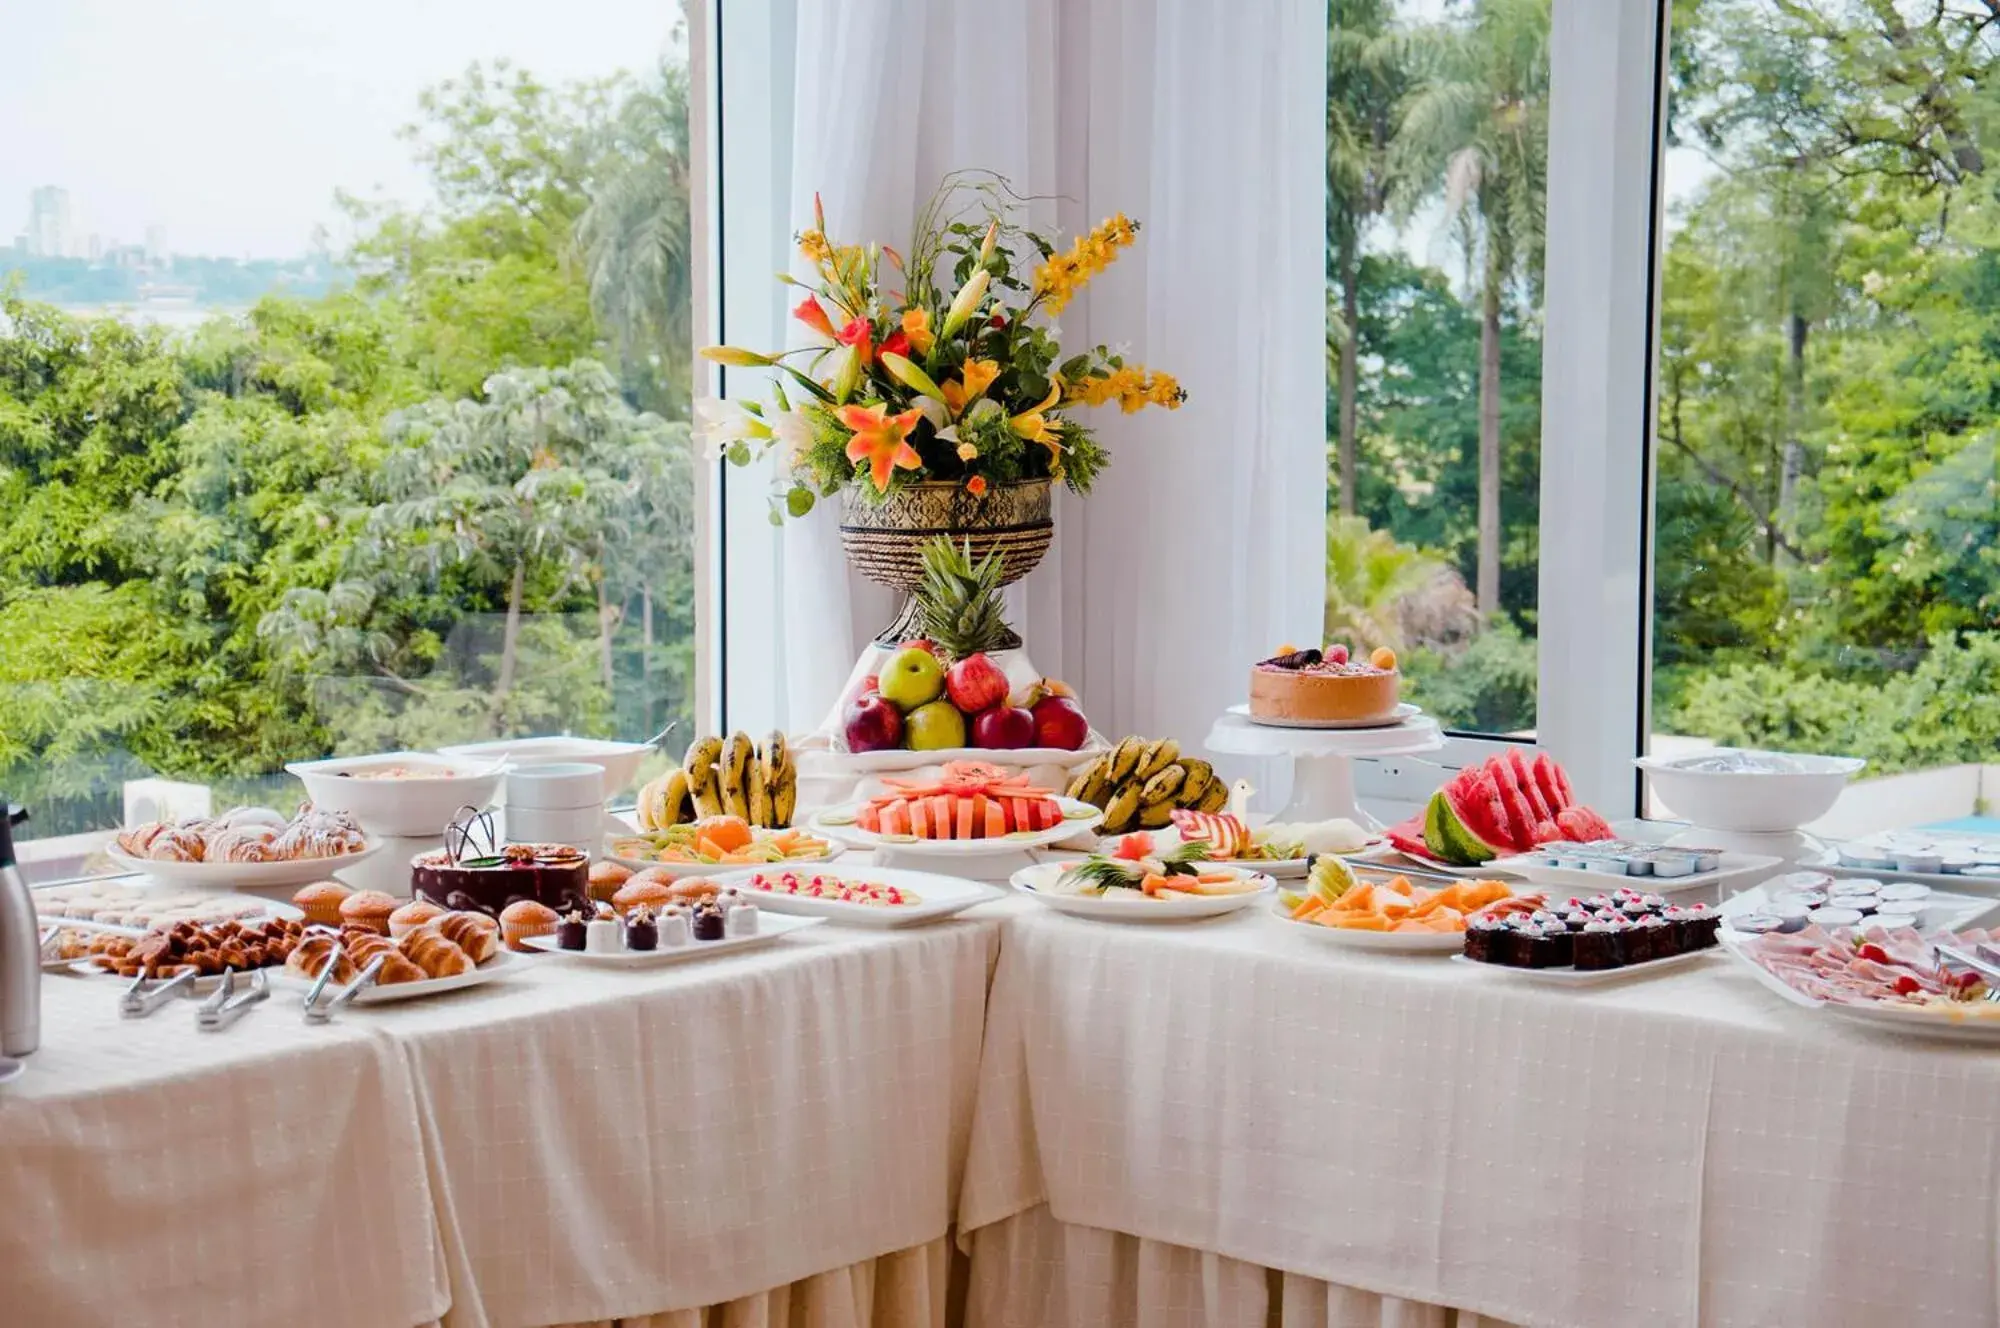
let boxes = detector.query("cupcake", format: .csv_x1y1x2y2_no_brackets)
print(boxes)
612,876,675,918
292,880,353,928
388,898,446,939
339,890,401,935
500,899,561,952
588,860,633,904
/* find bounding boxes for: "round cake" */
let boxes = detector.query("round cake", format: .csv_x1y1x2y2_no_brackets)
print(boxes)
410,842,590,916
1249,647,1400,725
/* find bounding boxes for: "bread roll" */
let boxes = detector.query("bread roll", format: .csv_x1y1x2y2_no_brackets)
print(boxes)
433,912,498,963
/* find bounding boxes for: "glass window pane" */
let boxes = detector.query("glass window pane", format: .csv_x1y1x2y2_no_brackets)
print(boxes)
0,1,699,876
1651,0,2000,839
1328,0,1548,736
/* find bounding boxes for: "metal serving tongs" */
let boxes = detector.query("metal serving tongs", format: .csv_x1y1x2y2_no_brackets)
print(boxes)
119,967,199,1019
1933,942,2000,1003
303,954,386,1025
197,969,270,1032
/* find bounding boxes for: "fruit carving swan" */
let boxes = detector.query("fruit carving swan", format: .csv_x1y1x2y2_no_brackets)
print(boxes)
855,761,1069,839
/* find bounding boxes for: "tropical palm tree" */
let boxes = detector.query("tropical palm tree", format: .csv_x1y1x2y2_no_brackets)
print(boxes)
1327,0,1407,516
1324,514,1477,655
1390,0,1549,614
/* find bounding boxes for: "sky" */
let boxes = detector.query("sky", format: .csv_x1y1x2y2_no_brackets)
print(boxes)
2,0,681,259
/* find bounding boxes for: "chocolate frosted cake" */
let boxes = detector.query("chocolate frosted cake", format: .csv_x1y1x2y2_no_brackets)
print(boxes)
410,842,590,916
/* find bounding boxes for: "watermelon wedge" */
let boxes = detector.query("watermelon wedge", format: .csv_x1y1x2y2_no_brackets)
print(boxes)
1532,751,1572,814
1507,747,1553,825
1385,815,1435,860
1556,806,1615,842
1487,756,1540,852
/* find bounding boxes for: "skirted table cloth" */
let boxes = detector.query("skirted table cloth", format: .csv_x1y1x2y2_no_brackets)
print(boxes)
955,906,2000,1328
1,913,1001,1328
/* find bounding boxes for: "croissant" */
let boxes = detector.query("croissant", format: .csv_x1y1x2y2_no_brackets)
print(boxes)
399,931,473,979
433,913,499,964
344,933,399,968
375,954,428,985
116,823,167,856
284,935,356,985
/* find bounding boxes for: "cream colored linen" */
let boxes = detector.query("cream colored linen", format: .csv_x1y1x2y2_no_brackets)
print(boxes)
968,1205,1516,1328
0,970,448,1328
362,919,998,1328
547,1233,955,1328
959,908,2000,1328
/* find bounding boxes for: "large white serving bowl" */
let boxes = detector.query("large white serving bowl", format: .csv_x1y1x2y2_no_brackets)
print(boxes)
1634,749,1865,834
286,751,507,838
438,735,653,800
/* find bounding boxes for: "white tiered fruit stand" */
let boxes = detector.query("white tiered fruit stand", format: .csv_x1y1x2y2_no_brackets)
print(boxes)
1204,704,1444,827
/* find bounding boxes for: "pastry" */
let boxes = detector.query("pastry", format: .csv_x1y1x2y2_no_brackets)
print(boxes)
344,931,400,967
273,808,369,861
556,909,588,950
585,916,621,952
432,912,499,963
588,860,633,904
624,905,658,951
206,826,278,863
213,805,291,832
500,899,560,952
399,930,474,978
87,916,303,978
339,890,400,935
612,876,675,917
284,934,356,985
1248,644,1400,725
664,874,721,905
145,824,208,862
388,899,446,939
292,881,353,927
660,905,690,948
115,822,168,856
690,900,725,942
375,953,428,985
409,842,590,915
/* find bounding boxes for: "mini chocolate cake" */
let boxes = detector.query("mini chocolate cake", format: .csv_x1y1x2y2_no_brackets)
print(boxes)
555,909,588,951
624,905,658,952
1663,903,1721,951
411,841,590,915
691,900,725,942
1572,919,1623,970
1463,914,1508,963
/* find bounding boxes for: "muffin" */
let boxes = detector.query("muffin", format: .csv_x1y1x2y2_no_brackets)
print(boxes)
612,876,675,918
339,890,401,935
588,859,633,904
499,899,560,952
292,881,353,928
388,898,446,939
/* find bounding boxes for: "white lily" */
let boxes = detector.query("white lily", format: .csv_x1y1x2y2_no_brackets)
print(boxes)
693,397,773,461
766,406,815,469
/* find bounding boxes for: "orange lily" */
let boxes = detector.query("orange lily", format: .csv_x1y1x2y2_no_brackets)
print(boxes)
966,475,988,497
1009,379,1065,457
900,308,934,356
835,317,874,366
942,359,1000,417
793,295,835,339
838,403,923,493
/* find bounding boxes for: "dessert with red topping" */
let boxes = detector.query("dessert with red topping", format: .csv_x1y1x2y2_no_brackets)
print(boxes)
744,870,923,907
1249,643,1400,725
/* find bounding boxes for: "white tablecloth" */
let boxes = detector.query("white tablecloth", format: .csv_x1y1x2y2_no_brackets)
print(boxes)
958,906,2000,1328
0,973,448,1328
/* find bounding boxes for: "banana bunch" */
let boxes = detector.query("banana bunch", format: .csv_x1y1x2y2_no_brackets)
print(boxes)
637,731,798,830
1065,736,1227,834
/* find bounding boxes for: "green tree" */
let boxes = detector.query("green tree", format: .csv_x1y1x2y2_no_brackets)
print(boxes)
1389,0,1549,615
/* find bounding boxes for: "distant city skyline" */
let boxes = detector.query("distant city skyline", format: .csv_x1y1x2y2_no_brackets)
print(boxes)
3,0,680,260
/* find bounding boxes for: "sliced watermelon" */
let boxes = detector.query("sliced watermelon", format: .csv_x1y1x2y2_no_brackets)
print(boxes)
908,798,931,839
1556,806,1615,842
1507,748,1553,825
1532,819,1561,845
1385,815,1433,860
984,798,1007,839
1532,751,1572,813
1443,768,1516,857
858,804,881,833
1486,756,1539,852
1424,789,1496,865
882,802,910,837
929,795,956,838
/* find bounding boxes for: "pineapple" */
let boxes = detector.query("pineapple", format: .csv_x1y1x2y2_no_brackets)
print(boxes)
915,536,1016,660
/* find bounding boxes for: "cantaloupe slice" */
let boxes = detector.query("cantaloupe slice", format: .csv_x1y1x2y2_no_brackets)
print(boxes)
1331,913,1389,931
956,798,977,840
984,799,1008,839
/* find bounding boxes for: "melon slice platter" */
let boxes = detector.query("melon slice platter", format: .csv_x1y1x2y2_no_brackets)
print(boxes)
1383,749,1615,870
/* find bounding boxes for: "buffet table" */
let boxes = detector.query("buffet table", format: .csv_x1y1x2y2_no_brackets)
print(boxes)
956,906,2000,1328
2,909,1002,1328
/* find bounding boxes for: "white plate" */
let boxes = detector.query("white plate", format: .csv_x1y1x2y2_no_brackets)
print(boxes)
809,798,1102,855
1489,850,1782,896
1448,947,1719,984
1237,702,1422,731
1370,849,1523,879
1009,862,1274,920
827,735,1112,773
105,842,383,890
271,949,526,1004
519,911,824,963
1275,914,1469,952
1719,884,2000,938
1809,848,2000,896
1720,938,2000,1042
600,838,844,878
1094,823,1378,880
702,866,996,927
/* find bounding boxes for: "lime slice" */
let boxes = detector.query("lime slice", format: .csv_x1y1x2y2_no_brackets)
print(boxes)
819,810,857,826
1062,806,1099,820
1005,830,1041,840
878,833,918,844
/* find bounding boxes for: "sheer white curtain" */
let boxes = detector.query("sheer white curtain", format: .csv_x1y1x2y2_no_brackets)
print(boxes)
766,0,1325,741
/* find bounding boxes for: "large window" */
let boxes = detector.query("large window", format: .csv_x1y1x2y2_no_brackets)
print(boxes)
1649,0,2000,828
1326,0,1550,738
0,1,699,871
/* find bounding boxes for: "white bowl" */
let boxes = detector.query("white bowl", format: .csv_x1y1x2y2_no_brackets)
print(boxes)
286,751,506,838
1634,748,1865,834
437,736,653,799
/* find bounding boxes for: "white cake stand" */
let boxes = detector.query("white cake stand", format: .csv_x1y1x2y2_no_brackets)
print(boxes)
1205,704,1444,828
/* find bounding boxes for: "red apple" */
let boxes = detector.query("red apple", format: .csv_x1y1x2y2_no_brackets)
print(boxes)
842,694,904,753
971,704,1036,749
945,652,1010,714
899,638,938,656
1031,694,1089,750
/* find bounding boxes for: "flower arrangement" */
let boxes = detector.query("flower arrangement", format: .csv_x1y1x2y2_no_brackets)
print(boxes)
698,172,1185,521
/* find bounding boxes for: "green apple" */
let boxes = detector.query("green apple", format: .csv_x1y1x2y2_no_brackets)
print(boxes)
904,699,969,750
878,646,946,711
